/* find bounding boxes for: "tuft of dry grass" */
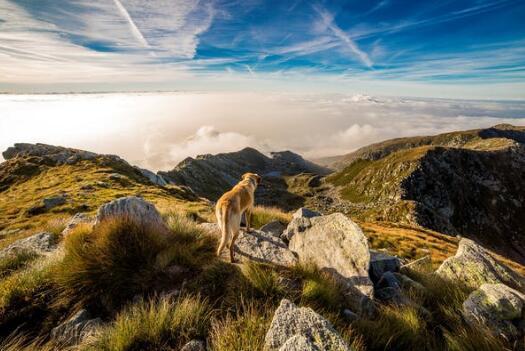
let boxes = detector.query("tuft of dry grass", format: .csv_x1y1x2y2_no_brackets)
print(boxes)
87,295,212,351
0,250,39,278
250,205,291,229
241,262,286,300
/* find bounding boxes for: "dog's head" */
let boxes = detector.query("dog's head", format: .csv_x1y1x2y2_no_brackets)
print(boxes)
242,172,262,186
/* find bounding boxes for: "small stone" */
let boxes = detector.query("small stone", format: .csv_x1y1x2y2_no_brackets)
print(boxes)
43,195,66,210
342,309,359,322
180,340,205,351
292,208,321,220
62,213,92,236
50,310,101,347
369,251,401,284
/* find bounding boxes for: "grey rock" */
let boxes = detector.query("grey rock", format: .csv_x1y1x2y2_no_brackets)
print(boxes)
235,229,298,266
260,221,286,238
180,340,205,351
393,272,425,293
289,213,373,298
95,196,169,234
436,238,525,292
198,223,297,266
0,232,56,258
264,299,350,351
108,173,126,181
43,195,67,209
62,213,92,236
281,217,312,242
134,166,168,186
369,251,401,284
50,309,101,347
292,207,321,220
2,143,97,164
342,309,359,322
462,283,525,340
279,335,320,351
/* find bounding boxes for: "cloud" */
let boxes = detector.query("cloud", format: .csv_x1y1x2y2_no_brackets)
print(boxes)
313,5,373,68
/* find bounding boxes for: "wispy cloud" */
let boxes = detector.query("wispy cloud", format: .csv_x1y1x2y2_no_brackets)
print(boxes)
112,0,149,48
313,5,373,68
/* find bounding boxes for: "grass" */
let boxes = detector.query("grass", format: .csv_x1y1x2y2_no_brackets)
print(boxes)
240,262,286,299
86,295,212,351
54,212,217,314
208,300,273,351
0,249,39,278
250,205,291,229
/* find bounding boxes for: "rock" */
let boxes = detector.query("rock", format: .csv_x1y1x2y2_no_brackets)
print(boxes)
369,251,401,284
134,166,168,186
108,173,126,181
462,283,525,340
43,195,66,209
342,309,359,322
50,309,101,347
281,217,312,242
95,196,169,234
264,299,350,351
393,272,425,293
62,213,92,236
436,238,525,292
375,272,403,303
198,223,298,266
0,232,56,258
260,221,286,238
279,335,320,351
292,208,321,220
180,340,206,351
289,213,373,298
235,229,297,266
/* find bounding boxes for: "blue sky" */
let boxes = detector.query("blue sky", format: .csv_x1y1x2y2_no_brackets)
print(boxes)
1,0,525,98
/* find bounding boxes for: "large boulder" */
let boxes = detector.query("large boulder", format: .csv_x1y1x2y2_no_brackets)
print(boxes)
264,299,350,351
462,284,525,340
289,213,373,298
95,196,169,234
198,223,297,266
281,208,320,241
0,232,56,258
50,309,101,347
279,335,320,351
436,238,525,292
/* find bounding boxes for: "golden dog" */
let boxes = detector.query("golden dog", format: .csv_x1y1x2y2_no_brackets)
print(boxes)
216,172,261,262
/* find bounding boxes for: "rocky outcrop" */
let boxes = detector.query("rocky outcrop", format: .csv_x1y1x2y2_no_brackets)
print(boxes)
0,232,56,258
50,309,101,347
198,223,297,266
134,166,168,186
95,196,169,234
462,283,525,340
289,213,373,298
2,143,98,165
264,299,350,351
159,147,330,201
436,238,525,292
281,207,320,241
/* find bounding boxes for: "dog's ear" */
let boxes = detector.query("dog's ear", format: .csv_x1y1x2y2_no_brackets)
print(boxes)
255,174,262,184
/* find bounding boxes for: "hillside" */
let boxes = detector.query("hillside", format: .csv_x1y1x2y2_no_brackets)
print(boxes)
159,147,330,207
0,143,211,249
326,125,525,264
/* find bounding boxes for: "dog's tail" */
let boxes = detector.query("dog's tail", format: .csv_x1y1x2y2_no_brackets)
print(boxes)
216,203,231,256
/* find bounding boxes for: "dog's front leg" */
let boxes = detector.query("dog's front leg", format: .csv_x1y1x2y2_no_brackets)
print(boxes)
244,208,252,232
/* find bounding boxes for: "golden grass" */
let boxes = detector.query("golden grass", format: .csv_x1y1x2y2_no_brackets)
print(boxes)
0,249,39,278
87,295,212,351
250,205,291,229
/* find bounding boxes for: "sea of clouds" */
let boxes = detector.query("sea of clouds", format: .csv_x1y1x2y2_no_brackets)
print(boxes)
1,92,524,171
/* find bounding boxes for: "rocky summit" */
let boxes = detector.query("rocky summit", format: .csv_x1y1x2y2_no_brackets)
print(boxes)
1,125,525,350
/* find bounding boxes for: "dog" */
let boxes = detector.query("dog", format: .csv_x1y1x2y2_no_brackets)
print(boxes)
216,172,261,262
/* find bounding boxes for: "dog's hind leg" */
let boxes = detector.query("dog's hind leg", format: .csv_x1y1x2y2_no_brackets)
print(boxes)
229,228,240,263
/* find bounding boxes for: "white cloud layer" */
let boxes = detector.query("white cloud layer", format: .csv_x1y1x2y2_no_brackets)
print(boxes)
1,92,524,171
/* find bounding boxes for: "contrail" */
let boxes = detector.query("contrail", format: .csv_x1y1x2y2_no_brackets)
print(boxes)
113,0,149,48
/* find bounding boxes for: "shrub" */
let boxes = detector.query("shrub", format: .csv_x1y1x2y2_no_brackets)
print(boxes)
250,206,291,229
209,301,272,351
54,213,217,314
88,295,212,351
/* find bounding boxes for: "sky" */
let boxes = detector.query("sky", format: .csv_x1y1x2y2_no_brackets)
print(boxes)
1,0,525,98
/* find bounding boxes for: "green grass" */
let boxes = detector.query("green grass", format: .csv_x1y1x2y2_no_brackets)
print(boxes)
250,205,291,229
241,262,286,299
86,295,212,351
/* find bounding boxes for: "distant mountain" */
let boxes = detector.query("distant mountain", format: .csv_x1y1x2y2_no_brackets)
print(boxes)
159,147,331,204
324,124,525,170
326,124,525,264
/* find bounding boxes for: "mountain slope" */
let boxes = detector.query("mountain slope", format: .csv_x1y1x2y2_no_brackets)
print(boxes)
326,125,525,264
0,143,210,248
159,147,330,205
